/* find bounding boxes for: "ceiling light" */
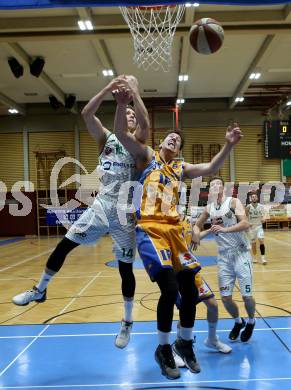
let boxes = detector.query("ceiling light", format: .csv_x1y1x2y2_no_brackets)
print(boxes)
249,72,261,80
178,74,189,82
235,97,244,103
85,20,93,30
176,98,185,104
8,108,19,114
286,100,291,106
102,69,114,77
193,3,200,6
78,20,86,31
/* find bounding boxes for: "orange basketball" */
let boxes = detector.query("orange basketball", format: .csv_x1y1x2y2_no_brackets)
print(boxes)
189,18,224,55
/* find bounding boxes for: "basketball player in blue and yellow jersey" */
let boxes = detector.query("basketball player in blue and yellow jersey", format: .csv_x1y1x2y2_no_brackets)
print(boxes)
113,86,242,379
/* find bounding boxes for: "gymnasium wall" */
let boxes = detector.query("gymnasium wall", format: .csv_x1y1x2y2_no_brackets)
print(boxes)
0,105,282,191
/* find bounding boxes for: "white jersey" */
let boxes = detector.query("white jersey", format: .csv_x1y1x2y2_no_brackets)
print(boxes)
98,133,136,201
247,203,264,228
208,197,250,253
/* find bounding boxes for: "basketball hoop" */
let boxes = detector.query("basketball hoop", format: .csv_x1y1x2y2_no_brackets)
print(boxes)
120,4,185,72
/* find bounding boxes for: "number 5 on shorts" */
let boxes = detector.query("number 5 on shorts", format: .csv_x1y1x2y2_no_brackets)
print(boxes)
245,285,251,293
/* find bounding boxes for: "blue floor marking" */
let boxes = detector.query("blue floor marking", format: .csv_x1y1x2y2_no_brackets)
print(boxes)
106,255,217,269
0,317,290,389
0,237,26,246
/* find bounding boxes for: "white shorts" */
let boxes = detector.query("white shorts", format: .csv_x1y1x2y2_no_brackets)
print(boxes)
217,249,253,297
249,226,264,241
66,196,136,263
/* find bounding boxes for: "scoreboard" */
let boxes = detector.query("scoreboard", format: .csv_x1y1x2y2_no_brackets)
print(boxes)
264,120,291,159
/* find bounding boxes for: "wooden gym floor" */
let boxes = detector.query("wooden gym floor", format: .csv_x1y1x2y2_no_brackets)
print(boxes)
1,230,290,326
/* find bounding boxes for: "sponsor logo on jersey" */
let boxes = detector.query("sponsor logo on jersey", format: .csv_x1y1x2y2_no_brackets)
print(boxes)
103,161,112,170
225,210,233,219
105,146,112,155
102,160,135,170
179,252,197,266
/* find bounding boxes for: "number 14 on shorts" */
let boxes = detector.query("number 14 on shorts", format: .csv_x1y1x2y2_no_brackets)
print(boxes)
122,248,134,258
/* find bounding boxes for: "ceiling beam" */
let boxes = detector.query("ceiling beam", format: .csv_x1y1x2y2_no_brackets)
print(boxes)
229,35,275,109
0,23,291,43
4,42,66,105
283,4,291,20
0,92,25,115
0,9,288,32
177,7,195,100
76,7,117,75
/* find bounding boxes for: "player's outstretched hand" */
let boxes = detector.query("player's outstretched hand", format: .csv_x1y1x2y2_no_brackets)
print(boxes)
225,122,243,146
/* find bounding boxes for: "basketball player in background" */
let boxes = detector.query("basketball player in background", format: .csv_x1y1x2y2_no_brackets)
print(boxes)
174,214,232,359
246,192,267,264
114,88,242,379
192,177,256,343
12,75,150,349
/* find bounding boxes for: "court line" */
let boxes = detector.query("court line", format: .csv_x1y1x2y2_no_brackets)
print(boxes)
0,249,53,273
266,235,291,247
0,376,291,388
1,267,291,281
0,271,102,378
0,326,290,339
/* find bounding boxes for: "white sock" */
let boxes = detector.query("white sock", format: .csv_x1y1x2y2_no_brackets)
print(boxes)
158,330,170,345
248,318,255,324
235,317,243,324
180,326,193,341
123,298,133,323
36,271,54,292
208,321,218,342
261,255,265,260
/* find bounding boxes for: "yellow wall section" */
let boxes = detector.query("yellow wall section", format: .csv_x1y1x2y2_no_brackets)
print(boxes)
0,133,24,190
234,126,281,182
28,131,75,189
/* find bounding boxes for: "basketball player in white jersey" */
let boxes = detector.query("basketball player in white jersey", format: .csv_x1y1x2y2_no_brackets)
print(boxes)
175,215,232,356
192,177,256,343
12,75,150,349
246,192,267,264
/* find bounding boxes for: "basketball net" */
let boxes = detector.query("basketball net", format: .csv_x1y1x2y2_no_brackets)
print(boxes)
120,4,185,72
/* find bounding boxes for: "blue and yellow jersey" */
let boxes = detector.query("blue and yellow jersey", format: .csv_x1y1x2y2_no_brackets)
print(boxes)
137,151,184,223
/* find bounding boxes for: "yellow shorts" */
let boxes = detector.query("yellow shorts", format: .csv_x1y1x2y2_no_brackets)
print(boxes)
136,221,201,280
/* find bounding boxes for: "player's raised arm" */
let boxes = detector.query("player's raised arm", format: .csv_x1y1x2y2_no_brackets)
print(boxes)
113,88,152,166
122,75,150,144
81,78,120,152
191,208,210,250
183,123,242,179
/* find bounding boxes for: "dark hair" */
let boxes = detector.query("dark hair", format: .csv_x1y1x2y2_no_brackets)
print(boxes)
208,176,225,187
126,104,135,112
164,129,184,150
